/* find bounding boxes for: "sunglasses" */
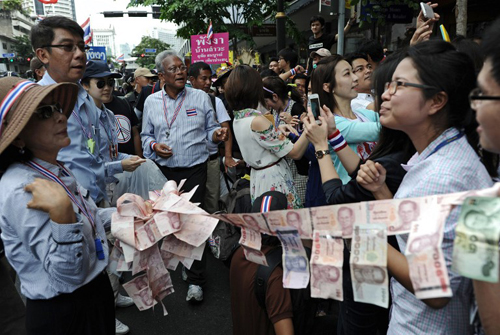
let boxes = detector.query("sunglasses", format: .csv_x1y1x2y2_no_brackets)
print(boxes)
95,78,115,89
35,103,63,119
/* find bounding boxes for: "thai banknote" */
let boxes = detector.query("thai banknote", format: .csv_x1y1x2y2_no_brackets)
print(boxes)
367,197,429,235
135,217,163,251
242,245,268,266
111,212,135,246
310,230,344,301
406,201,453,299
173,214,218,247
160,235,205,261
159,248,181,271
324,203,367,238
239,227,262,250
277,228,310,289
123,274,157,311
453,197,500,283
117,193,152,219
309,207,342,233
350,224,389,308
238,213,271,234
154,211,182,236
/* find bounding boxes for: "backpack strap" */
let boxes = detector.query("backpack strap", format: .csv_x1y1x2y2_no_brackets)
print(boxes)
254,246,283,310
209,94,218,123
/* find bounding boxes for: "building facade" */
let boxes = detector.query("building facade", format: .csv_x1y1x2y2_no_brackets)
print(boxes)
22,0,76,21
93,25,117,58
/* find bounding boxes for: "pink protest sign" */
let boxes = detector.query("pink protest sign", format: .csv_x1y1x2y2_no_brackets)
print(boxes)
191,32,229,64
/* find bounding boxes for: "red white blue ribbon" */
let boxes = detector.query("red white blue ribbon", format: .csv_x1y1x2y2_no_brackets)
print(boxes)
0,80,37,136
162,89,186,133
261,195,272,213
25,160,96,233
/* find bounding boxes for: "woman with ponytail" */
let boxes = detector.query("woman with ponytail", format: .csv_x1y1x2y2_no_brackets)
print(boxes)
357,40,496,334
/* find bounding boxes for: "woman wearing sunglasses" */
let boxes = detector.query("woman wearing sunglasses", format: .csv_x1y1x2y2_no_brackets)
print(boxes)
0,77,115,334
81,60,145,204
357,40,496,334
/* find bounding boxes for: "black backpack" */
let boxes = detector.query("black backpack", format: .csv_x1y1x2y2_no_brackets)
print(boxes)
254,247,336,335
209,178,252,263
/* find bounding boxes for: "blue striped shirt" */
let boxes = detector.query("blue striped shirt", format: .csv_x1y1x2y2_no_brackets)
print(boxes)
141,86,220,168
0,158,113,300
389,128,493,335
38,73,108,203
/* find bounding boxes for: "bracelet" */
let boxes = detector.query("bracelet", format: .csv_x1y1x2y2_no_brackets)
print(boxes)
151,141,157,152
328,131,347,152
290,68,296,76
328,129,340,140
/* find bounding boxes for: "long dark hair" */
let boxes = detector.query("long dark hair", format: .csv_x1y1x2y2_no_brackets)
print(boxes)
262,76,302,105
311,54,344,112
0,145,33,176
405,40,497,176
368,51,415,162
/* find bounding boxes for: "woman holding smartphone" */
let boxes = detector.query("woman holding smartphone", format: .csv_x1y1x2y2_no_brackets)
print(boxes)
311,55,380,184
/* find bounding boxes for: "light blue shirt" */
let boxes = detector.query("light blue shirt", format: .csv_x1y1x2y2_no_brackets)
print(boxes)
141,86,220,168
0,158,114,300
331,108,380,184
38,73,108,203
97,105,130,183
207,95,231,155
389,128,493,335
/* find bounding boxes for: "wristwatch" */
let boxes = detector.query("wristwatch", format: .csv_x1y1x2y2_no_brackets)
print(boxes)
315,149,330,159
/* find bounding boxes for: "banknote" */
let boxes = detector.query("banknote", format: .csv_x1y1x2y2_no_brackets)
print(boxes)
406,201,453,299
179,256,195,270
121,241,135,264
264,209,315,237
242,245,268,266
452,197,500,283
132,247,153,275
117,252,132,272
310,230,344,301
350,224,389,308
277,228,310,289
117,193,152,219
239,213,271,233
326,203,367,238
310,207,342,233
107,240,122,276
168,197,207,215
239,227,262,250
123,275,157,311
111,212,135,246
159,248,181,271
367,197,429,235
154,211,182,236
160,235,205,261
153,192,182,212
173,214,218,247
135,217,163,251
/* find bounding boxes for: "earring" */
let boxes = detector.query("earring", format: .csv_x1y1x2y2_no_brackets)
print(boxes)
19,146,25,155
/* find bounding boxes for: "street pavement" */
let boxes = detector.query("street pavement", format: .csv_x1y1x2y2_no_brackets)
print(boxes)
117,250,232,335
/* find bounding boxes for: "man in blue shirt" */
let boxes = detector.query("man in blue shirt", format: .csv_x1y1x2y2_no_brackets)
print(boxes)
141,50,228,302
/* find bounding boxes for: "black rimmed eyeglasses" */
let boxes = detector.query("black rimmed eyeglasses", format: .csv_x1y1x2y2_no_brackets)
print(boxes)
41,43,90,53
35,103,63,119
384,80,438,95
469,88,500,109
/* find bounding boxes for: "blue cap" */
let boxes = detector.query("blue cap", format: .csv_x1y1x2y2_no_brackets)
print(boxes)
83,60,121,80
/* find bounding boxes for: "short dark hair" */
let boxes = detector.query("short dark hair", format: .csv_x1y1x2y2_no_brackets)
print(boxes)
344,52,368,66
188,61,211,78
30,16,84,51
452,35,484,75
260,69,278,79
356,39,384,63
310,15,325,27
269,57,278,64
481,17,500,85
225,65,263,111
277,48,298,68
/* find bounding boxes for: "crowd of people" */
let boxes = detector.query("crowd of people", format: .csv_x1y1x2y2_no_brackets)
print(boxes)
1,2,500,334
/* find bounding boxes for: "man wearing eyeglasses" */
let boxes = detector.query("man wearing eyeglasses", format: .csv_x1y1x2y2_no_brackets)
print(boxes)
141,50,228,303
469,17,500,335
345,53,374,112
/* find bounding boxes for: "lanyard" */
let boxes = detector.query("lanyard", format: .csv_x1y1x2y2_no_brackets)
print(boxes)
426,132,464,159
162,90,186,133
71,107,94,140
98,111,119,159
25,161,105,260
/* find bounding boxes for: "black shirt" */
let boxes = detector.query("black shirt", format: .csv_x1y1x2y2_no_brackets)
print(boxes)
104,96,139,155
308,33,336,70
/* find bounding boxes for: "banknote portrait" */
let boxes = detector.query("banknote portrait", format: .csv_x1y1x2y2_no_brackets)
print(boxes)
131,275,148,290
338,206,355,237
463,210,494,230
408,234,440,254
241,214,261,231
135,288,154,307
286,211,304,236
394,200,420,232
352,265,386,284
312,264,341,287
284,255,308,272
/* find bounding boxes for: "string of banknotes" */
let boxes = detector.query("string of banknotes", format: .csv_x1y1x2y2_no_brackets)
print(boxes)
110,181,500,312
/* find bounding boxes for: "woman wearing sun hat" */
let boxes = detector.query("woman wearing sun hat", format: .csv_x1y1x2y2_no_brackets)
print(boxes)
0,77,114,334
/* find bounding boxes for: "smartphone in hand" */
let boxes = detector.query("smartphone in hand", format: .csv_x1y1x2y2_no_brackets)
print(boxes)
420,2,435,20
308,94,321,121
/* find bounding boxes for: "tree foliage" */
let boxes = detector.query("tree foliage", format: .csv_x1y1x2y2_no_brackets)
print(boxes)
130,36,171,69
127,0,303,48
12,35,33,59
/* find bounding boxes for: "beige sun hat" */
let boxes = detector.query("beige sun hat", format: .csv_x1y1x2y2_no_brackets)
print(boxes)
134,67,157,79
0,77,78,154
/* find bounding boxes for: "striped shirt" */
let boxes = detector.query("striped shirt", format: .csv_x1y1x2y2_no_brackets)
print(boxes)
389,128,493,335
38,72,108,203
141,86,220,168
0,158,113,300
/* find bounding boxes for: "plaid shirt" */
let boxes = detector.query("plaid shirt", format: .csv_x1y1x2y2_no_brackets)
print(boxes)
389,128,493,335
